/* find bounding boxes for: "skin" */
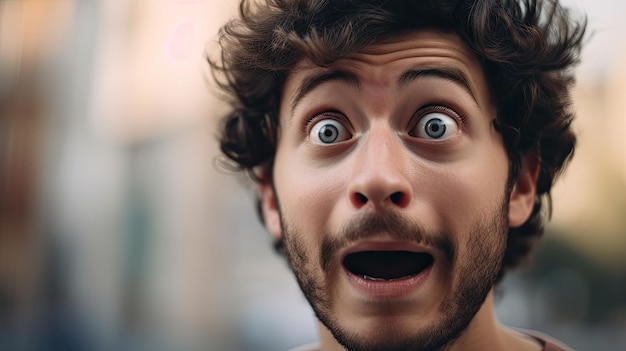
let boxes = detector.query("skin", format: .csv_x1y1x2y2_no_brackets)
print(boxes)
260,29,541,351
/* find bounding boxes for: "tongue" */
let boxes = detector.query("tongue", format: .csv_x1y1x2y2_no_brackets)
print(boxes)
343,251,433,280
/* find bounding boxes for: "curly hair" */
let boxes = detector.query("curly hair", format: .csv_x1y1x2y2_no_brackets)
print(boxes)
210,0,586,281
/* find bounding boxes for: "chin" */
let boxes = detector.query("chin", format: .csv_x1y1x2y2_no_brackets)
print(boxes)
319,311,473,351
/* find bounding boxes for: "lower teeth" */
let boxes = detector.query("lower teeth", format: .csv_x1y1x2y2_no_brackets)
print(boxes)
363,275,412,282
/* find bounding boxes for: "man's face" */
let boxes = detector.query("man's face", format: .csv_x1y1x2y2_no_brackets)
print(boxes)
261,29,535,351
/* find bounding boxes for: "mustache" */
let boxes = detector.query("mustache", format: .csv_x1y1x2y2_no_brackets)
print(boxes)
320,210,456,272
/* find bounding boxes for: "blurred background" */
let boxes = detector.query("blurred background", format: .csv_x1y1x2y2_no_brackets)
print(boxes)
0,0,623,350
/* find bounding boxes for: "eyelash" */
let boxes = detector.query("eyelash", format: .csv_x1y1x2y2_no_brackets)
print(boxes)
301,104,466,136
413,105,466,127
302,110,349,135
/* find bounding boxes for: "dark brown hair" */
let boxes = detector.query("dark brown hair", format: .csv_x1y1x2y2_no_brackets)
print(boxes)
210,0,586,281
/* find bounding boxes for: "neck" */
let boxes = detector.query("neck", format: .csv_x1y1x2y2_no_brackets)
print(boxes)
317,290,542,351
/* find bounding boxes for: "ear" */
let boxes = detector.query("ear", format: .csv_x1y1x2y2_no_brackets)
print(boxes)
259,180,282,240
508,154,540,228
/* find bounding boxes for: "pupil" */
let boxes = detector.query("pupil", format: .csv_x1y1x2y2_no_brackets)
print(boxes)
319,125,339,143
426,118,445,138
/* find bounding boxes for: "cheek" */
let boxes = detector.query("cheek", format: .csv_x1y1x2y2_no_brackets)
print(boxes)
274,156,346,235
421,152,509,233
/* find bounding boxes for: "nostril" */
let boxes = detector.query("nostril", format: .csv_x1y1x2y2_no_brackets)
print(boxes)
389,192,404,205
353,192,368,205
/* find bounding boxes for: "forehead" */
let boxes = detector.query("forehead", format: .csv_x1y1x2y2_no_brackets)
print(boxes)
345,30,481,77
281,29,491,115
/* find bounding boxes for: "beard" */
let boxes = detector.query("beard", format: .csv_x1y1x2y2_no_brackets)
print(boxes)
279,195,509,351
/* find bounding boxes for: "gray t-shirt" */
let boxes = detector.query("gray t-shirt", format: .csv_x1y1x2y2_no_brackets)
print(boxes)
288,331,573,351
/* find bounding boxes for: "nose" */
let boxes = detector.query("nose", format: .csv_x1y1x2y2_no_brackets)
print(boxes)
348,128,413,210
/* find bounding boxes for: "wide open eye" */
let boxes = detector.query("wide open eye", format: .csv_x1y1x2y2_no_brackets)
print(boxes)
410,111,459,140
309,118,351,144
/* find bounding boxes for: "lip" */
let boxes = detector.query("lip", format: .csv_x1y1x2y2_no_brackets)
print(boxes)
344,264,432,299
342,238,435,256
340,238,435,299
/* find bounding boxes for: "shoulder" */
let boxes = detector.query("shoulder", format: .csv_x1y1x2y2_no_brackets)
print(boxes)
520,329,575,351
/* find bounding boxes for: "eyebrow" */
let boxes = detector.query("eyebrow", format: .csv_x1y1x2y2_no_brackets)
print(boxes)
398,67,478,104
290,66,478,115
291,70,360,114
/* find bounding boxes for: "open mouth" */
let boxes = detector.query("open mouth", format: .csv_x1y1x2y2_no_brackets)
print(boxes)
343,251,434,281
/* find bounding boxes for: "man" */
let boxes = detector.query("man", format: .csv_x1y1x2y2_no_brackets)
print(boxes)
210,0,586,350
